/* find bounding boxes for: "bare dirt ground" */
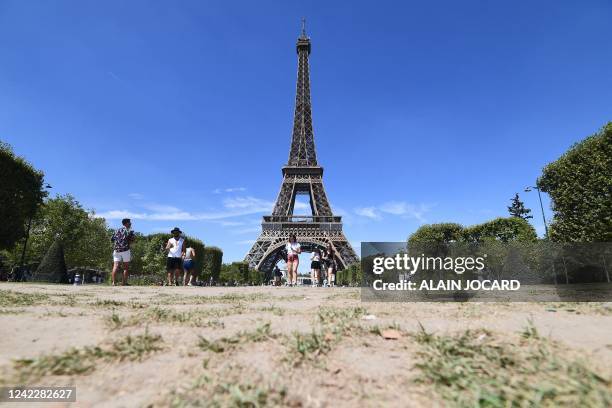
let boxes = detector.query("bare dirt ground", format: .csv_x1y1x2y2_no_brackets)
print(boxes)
0,282,611,407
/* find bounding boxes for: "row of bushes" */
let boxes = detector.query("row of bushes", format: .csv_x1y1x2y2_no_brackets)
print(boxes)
217,262,264,285
121,233,223,282
336,262,362,286
407,217,537,246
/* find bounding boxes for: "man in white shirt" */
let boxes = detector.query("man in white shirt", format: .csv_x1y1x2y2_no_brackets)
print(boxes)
166,227,185,286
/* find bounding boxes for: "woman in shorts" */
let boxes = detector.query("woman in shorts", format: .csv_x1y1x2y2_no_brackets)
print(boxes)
285,234,301,286
310,249,322,287
183,244,196,286
323,243,336,287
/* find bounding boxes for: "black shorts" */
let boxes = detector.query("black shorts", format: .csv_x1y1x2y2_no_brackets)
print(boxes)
311,261,321,270
166,257,183,270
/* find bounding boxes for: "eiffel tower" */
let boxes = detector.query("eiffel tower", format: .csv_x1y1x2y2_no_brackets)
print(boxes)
245,22,358,274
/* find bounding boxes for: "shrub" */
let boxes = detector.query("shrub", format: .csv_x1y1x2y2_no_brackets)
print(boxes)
202,246,223,282
539,122,612,242
0,141,46,251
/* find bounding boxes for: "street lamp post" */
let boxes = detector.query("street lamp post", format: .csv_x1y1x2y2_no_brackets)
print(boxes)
524,186,549,239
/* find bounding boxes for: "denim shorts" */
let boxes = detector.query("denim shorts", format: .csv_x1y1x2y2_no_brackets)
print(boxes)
183,259,194,270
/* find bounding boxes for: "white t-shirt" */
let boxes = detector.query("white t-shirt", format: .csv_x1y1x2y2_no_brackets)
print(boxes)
286,242,301,255
167,237,184,258
185,247,194,260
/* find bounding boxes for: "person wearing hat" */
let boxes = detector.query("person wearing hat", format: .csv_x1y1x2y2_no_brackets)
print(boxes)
166,227,185,286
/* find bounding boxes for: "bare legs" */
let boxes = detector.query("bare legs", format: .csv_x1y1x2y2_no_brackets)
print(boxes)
287,260,299,285
111,261,120,285
167,268,182,285
293,260,298,285
327,267,334,287
311,267,320,286
286,261,293,285
111,261,129,285
183,269,195,286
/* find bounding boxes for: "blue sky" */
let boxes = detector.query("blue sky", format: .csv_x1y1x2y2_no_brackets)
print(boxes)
1,0,611,267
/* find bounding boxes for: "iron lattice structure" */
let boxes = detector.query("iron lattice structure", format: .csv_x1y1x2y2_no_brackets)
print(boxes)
244,28,359,274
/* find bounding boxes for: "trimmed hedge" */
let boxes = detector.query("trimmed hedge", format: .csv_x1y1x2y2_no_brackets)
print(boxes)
119,233,220,284
202,246,223,282
219,261,250,285
336,262,362,287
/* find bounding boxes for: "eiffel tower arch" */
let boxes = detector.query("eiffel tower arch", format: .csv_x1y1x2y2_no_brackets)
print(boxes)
245,24,358,274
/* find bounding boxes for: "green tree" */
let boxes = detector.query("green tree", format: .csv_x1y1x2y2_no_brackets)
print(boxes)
507,193,533,220
463,217,537,243
0,141,46,250
248,268,263,285
538,122,612,241
407,223,464,246
202,246,223,282
218,262,250,285
139,233,168,276
21,195,111,269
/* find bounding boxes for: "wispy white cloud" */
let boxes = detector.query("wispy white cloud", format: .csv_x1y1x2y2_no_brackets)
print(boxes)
236,239,255,245
354,201,430,223
223,196,272,211
141,203,182,213
96,209,197,221
213,187,247,194
96,196,274,221
354,207,382,220
216,221,245,227
231,227,261,235
380,201,429,222
128,193,144,200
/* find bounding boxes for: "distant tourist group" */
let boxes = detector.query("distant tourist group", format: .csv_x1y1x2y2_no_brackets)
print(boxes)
279,233,337,287
111,218,196,286
111,220,337,287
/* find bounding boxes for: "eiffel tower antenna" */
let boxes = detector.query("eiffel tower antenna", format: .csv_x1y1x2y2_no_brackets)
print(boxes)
245,27,358,274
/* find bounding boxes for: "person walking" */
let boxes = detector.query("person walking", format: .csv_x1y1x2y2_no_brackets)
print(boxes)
166,227,185,286
323,243,337,287
310,249,322,287
285,234,301,286
183,243,196,286
111,218,135,286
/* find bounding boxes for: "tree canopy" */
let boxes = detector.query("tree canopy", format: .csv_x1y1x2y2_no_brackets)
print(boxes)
5,195,111,270
407,223,464,246
0,141,46,250
508,193,532,220
408,217,537,245
538,122,612,242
